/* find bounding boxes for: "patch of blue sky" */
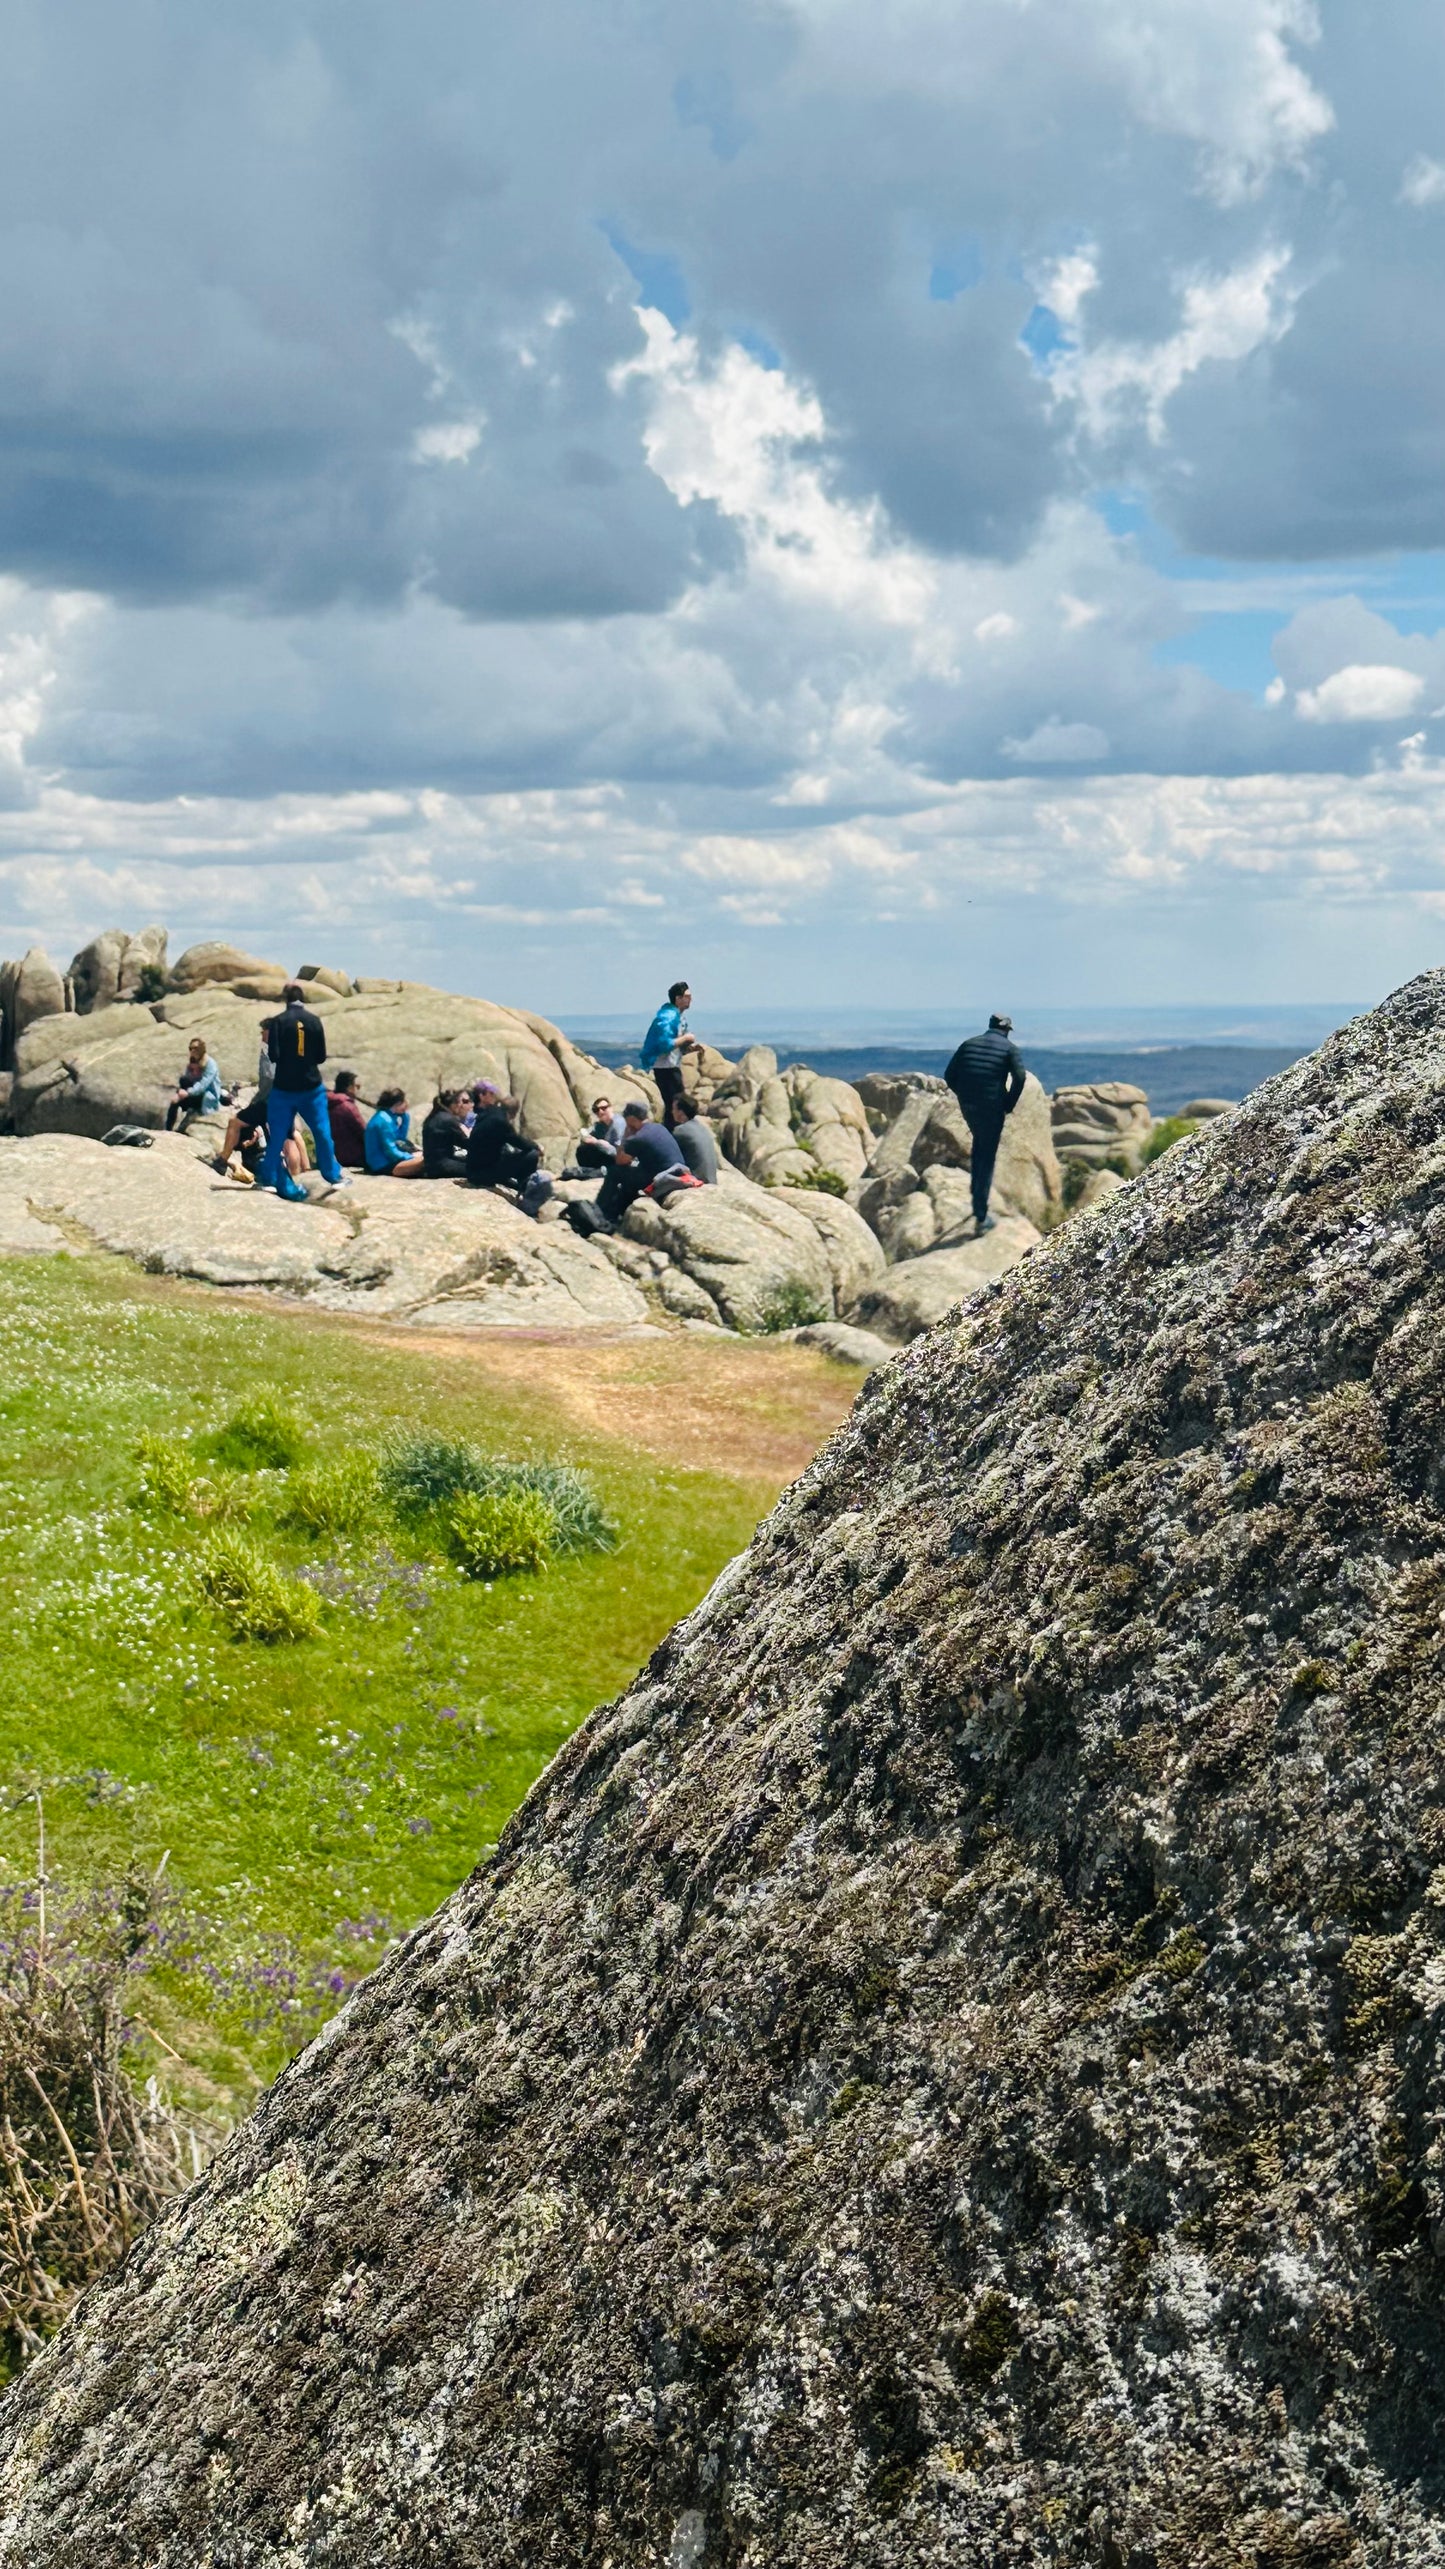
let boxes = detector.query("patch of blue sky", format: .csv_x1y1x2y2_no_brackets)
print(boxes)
735,326,782,370
599,223,691,327
928,240,983,302
1018,303,1070,374
1094,489,1445,624
1153,612,1285,697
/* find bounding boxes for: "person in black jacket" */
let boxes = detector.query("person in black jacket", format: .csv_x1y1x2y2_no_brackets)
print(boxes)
466,1094,542,1204
421,1089,470,1179
260,983,348,1200
943,1013,1027,1233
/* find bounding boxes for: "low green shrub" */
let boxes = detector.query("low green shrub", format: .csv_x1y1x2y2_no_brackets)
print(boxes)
378,1431,485,1517
134,1433,253,1522
134,1431,199,1516
282,1453,383,1538
199,1531,322,1643
755,1281,829,1334
209,1397,308,1473
448,1487,557,1580
1140,1116,1200,1167
790,1166,848,1198
379,1433,616,1555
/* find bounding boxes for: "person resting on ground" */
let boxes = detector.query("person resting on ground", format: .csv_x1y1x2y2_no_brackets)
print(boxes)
670,1094,719,1186
562,1094,627,1180
597,1102,689,1222
165,1038,223,1130
326,1068,368,1170
422,1088,471,1179
465,1093,552,1217
363,1087,425,1178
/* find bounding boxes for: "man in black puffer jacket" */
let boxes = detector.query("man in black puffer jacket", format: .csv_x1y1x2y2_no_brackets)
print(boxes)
943,1012,1027,1234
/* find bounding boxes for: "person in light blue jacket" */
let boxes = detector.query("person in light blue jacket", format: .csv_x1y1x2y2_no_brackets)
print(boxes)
164,1037,223,1129
639,978,698,1126
363,1087,424,1177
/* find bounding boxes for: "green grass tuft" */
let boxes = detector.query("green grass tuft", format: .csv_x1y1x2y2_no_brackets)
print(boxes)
200,1529,324,1644
448,1486,557,1580
755,1280,829,1334
281,1453,383,1539
209,1397,308,1473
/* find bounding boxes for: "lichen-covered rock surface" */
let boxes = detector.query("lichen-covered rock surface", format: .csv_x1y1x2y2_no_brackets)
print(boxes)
7,979,1445,2565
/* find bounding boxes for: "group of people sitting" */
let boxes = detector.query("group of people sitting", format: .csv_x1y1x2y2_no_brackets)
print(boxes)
166,977,719,1230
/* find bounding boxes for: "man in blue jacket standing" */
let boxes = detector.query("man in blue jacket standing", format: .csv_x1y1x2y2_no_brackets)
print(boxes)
640,979,698,1126
261,982,349,1201
943,1012,1027,1234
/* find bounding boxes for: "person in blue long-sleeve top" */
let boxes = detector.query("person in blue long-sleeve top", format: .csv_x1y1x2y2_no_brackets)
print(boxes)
639,978,698,1126
363,1087,424,1177
164,1038,223,1129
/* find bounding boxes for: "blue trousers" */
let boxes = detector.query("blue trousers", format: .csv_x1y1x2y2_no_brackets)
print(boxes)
262,1085,343,1196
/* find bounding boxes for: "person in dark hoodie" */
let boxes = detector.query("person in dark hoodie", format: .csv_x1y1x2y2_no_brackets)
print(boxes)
260,982,348,1201
421,1088,471,1178
943,1012,1027,1234
466,1092,551,1215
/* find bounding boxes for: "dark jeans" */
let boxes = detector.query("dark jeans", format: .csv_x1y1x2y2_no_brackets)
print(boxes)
575,1137,615,1170
165,1097,196,1130
654,1064,685,1124
469,1137,540,1195
961,1105,1005,1224
597,1162,645,1223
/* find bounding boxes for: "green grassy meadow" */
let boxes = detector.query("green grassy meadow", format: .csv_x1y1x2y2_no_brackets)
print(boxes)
0,1253,854,2111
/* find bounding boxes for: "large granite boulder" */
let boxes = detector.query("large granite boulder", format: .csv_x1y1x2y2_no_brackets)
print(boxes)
772,1183,886,1315
853,1214,1043,1338
0,948,68,1067
621,1165,839,1331
780,1064,871,1184
67,925,168,1013
168,941,284,995
9,984,1445,2562
0,1133,648,1328
1050,1079,1153,1172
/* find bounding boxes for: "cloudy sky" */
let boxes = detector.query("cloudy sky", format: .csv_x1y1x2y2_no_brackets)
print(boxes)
1,0,1443,1017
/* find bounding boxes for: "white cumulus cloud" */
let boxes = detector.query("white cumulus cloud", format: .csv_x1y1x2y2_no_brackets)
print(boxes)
1296,665,1426,723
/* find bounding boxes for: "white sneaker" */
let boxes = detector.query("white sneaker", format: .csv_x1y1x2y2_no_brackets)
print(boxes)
324,1175,355,1192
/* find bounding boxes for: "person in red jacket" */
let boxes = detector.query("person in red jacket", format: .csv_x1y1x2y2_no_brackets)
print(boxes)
326,1069,368,1170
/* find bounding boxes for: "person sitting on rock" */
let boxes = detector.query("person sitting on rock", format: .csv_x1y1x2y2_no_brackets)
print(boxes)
943,1012,1027,1235
262,982,350,1200
670,1095,719,1186
598,1101,689,1222
422,1088,471,1179
211,1019,288,1180
326,1069,368,1170
465,1093,552,1217
165,1037,223,1130
562,1094,627,1179
640,980,699,1127
364,1087,425,1177
462,1079,500,1131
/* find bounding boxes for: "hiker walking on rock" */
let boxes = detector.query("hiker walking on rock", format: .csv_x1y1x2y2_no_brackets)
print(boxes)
944,1012,1026,1234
